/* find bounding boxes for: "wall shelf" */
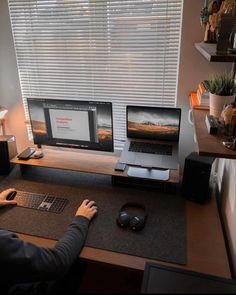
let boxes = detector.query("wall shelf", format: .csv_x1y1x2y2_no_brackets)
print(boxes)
195,42,236,63
193,42,236,159
191,105,236,159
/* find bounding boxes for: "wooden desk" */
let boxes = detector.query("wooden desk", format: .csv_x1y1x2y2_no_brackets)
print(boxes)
10,148,230,278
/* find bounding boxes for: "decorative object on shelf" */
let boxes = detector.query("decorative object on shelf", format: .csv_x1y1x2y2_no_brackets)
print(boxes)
205,72,236,118
219,0,236,14
200,1,210,27
221,102,236,134
201,0,223,43
222,136,236,149
205,114,219,134
228,28,236,53
200,0,236,50
216,0,236,54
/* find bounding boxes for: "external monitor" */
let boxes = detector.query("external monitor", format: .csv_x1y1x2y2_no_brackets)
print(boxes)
27,98,113,152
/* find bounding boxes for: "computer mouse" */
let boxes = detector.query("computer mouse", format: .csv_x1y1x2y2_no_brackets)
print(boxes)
6,190,17,200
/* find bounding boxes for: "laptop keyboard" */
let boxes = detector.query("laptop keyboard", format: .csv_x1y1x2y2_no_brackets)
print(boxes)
14,190,69,214
129,141,173,156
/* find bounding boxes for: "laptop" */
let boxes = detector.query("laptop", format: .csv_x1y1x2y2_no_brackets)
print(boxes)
119,105,181,169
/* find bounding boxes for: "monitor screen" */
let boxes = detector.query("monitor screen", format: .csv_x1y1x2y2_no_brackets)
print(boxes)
27,98,113,152
127,105,181,142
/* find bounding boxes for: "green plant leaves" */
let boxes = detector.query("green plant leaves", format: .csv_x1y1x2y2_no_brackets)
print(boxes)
206,72,236,96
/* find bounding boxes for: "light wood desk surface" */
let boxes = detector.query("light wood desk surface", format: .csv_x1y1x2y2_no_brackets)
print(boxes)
10,148,231,278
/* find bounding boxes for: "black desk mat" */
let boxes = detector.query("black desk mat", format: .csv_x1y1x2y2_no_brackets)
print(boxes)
0,166,186,265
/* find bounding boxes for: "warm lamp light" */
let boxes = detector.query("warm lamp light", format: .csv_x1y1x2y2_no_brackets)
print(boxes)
0,106,8,136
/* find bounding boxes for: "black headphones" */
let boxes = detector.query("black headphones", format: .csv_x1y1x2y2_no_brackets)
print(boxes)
116,202,147,232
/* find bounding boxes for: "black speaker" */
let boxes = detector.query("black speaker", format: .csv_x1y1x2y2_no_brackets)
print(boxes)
182,152,215,203
0,135,17,175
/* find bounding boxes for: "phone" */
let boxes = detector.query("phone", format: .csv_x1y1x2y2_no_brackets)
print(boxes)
115,162,126,171
17,147,36,160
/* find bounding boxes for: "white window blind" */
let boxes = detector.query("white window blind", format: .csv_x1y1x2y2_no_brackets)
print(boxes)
8,0,183,148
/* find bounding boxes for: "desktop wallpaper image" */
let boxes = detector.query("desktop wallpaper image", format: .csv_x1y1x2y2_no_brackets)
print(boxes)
128,108,180,140
96,106,113,144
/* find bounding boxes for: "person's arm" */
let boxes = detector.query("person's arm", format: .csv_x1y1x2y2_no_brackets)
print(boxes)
0,198,97,283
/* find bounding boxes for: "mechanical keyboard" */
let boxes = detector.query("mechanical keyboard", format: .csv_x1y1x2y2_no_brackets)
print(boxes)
14,190,69,214
129,141,172,156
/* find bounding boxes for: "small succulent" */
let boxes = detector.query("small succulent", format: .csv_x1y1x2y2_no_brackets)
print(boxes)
205,72,236,96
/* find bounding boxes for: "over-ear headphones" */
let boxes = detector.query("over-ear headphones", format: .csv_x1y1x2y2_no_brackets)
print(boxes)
116,202,147,232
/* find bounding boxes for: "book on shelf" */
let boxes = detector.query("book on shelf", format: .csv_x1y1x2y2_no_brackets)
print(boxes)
197,81,209,107
197,89,209,106
198,81,209,96
202,80,210,91
190,91,209,110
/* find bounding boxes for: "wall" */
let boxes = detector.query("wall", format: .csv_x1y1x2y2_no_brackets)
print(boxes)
178,0,235,275
177,0,235,275
0,0,29,152
0,0,235,274
177,0,231,168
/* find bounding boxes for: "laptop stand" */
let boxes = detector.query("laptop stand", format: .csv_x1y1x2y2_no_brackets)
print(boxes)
127,166,170,181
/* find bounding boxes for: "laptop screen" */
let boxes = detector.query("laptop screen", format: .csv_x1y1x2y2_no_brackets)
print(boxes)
127,106,181,142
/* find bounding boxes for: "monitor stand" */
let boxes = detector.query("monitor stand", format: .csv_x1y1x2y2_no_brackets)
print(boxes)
127,166,170,181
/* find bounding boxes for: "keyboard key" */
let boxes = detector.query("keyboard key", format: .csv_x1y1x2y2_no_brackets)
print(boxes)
129,141,172,156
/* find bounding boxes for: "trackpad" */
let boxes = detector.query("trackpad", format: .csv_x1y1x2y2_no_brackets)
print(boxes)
135,154,162,167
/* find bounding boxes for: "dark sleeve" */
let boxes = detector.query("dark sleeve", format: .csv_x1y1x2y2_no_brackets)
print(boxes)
0,216,89,283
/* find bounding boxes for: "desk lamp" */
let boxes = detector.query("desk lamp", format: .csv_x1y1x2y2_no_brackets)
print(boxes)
0,107,8,136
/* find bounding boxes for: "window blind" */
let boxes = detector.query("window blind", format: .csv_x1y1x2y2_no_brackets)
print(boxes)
8,0,183,148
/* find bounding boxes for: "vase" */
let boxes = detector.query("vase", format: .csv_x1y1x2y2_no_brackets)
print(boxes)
209,93,234,118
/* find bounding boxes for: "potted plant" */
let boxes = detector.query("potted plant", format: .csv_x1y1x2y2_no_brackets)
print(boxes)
205,72,236,118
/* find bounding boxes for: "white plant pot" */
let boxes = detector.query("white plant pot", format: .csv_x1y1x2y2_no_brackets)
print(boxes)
209,93,234,118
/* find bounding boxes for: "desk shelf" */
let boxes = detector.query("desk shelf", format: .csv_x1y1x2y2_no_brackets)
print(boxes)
11,147,180,184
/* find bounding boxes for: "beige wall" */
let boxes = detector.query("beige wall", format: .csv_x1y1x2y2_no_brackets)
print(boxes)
0,0,235,275
0,0,30,152
177,0,235,275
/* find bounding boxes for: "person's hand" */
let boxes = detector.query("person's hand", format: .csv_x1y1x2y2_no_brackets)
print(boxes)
75,199,97,220
0,188,17,207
